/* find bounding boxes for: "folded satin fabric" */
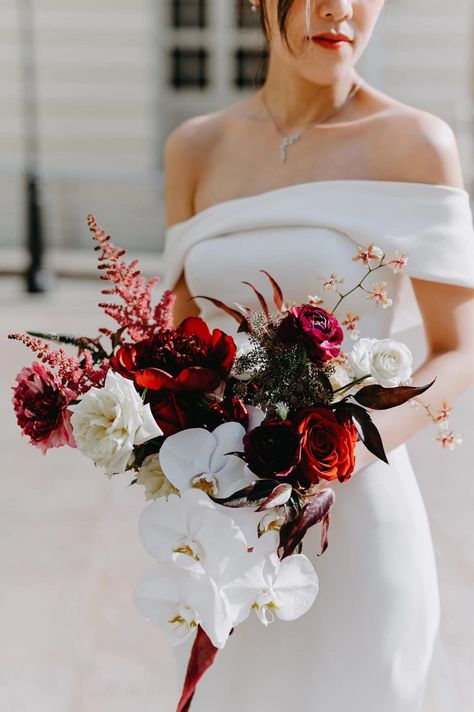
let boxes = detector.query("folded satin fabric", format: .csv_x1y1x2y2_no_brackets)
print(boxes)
162,179,474,292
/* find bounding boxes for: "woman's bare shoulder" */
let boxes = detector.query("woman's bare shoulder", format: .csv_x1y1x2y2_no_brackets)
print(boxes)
163,109,232,227
362,85,465,188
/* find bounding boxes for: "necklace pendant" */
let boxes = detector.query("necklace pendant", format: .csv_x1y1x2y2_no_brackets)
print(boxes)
279,133,302,162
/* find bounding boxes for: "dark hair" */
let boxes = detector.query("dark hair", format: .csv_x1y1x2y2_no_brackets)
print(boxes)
252,0,301,86
259,0,299,49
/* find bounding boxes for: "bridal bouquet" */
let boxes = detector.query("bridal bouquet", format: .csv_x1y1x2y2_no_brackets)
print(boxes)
8,217,459,711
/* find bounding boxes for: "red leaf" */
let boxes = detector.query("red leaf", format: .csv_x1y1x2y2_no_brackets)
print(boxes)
279,488,336,558
353,379,436,410
260,270,284,311
256,483,293,511
318,511,332,556
191,296,251,333
176,627,219,712
241,281,270,318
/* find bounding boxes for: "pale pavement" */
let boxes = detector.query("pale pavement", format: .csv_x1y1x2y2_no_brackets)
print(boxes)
1,276,473,711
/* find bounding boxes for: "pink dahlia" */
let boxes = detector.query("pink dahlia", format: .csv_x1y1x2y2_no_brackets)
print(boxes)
12,362,77,454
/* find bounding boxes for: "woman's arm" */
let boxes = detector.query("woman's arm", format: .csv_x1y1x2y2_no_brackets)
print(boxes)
163,120,204,324
355,280,474,471
355,112,474,471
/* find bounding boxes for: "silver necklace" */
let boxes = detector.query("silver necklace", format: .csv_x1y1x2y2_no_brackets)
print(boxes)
261,79,364,162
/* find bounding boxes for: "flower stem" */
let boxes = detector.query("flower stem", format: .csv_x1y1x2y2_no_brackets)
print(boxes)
332,374,370,395
330,257,387,315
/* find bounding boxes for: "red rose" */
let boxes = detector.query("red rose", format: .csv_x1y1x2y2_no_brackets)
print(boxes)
243,418,302,478
293,407,358,484
278,305,343,365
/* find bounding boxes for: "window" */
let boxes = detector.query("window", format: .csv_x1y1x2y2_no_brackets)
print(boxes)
170,47,209,89
172,0,207,29
235,0,261,29
234,47,268,89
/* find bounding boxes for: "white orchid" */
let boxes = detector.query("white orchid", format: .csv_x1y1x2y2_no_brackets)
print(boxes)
159,421,254,498
134,557,233,649
69,370,162,477
349,337,413,388
138,489,249,579
222,532,319,627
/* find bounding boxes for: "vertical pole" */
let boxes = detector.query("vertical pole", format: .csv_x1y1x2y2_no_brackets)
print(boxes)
18,0,51,292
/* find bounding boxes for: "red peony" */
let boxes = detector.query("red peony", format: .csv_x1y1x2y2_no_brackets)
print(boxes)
293,407,358,484
148,391,194,437
12,362,77,454
111,316,236,396
278,305,343,365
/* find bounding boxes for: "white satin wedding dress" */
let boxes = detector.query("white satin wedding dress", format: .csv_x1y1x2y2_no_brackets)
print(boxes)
162,179,474,712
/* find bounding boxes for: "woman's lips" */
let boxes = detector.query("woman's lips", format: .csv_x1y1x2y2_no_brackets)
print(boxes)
311,37,352,50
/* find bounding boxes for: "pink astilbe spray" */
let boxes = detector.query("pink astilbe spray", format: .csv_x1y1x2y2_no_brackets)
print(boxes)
88,214,175,341
7,333,108,395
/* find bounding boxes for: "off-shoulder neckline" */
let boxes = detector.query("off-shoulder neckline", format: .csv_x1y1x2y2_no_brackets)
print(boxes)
164,178,469,235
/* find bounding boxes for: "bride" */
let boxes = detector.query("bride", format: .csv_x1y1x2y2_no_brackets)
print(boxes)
161,1,474,710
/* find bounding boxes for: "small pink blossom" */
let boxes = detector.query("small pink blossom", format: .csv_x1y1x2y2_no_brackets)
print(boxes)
388,251,408,274
307,294,324,306
342,311,361,340
436,430,463,450
434,401,452,422
367,282,393,309
352,243,384,266
323,273,344,292
12,362,77,454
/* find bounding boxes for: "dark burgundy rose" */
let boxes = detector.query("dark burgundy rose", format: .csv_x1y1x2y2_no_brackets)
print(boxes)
110,316,237,397
293,407,358,484
278,305,343,365
243,418,302,478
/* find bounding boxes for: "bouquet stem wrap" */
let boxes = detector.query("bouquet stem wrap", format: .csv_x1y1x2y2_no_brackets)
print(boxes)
177,627,220,712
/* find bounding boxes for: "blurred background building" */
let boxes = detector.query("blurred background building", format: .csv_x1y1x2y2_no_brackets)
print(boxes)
1,0,474,275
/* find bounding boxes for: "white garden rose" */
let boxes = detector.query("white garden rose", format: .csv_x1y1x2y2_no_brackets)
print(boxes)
348,337,377,381
69,370,163,477
137,453,178,500
349,337,413,388
369,339,413,387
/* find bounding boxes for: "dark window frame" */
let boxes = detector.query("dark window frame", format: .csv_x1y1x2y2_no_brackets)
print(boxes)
170,46,209,90
171,0,207,29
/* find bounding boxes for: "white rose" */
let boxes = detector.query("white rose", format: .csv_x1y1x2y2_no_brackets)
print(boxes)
137,453,178,500
348,337,377,381
349,337,413,388
69,370,163,477
369,339,413,387
329,363,355,402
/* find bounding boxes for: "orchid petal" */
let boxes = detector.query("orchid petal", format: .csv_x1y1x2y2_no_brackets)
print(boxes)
271,554,319,621
159,428,215,491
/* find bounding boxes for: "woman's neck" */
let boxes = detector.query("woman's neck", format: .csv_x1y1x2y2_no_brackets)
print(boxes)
259,55,361,130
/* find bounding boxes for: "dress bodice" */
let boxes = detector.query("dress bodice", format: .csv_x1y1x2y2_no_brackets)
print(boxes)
163,180,474,342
